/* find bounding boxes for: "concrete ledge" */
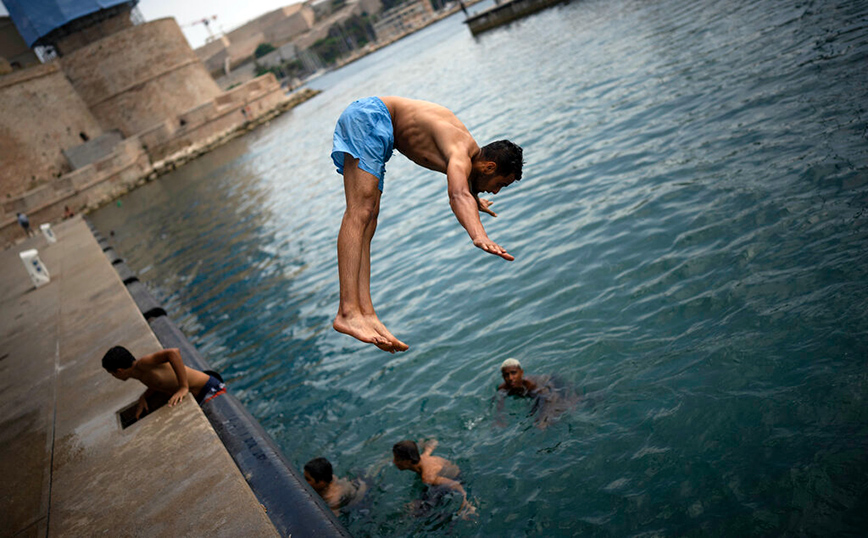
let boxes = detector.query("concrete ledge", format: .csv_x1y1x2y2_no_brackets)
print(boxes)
147,316,351,537
0,218,280,537
89,217,350,538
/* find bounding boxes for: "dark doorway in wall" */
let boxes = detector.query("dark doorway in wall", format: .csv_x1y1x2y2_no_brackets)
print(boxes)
117,392,170,429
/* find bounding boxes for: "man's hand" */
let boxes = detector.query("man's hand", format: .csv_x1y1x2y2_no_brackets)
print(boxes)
458,498,478,520
476,196,497,217
422,439,439,456
473,237,515,261
135,395,149,419
168,387,189,407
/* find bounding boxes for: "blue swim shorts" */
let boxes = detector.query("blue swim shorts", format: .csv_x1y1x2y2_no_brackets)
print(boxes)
331,97,394,191
196,375,226,405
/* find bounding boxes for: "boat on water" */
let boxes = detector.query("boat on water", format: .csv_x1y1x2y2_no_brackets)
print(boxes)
464,0,570,36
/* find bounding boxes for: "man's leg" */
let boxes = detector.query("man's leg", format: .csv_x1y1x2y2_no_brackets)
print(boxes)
359,206,409,352
334,156,399,352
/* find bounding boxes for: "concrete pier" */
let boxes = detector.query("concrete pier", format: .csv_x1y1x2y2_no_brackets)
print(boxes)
464,0,568,36
0,218,279,537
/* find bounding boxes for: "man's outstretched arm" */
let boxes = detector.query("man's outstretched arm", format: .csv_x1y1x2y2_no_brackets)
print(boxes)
446,160,514,261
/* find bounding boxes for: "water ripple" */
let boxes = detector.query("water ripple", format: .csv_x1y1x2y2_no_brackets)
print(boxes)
91,0,868,535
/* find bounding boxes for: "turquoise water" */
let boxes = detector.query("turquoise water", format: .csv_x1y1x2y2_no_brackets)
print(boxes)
90,0,868,535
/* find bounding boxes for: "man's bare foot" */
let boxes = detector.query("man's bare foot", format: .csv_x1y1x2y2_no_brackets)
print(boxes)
334,312,393,350
365,315,409,352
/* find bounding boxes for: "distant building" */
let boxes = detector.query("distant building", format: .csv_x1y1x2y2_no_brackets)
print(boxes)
372,0,434,43
310,0,336,20
258,42,299,68
0,0,292,244
291,0,381,51
195,4,315,76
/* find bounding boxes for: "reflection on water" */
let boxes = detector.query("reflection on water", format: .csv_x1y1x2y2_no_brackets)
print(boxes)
91,0,868,535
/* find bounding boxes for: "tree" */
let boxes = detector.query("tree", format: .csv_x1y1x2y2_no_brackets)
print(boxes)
312,35,343,65
254,43,276,58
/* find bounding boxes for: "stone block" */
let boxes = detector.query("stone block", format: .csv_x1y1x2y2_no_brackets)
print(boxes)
65,165,97,191
63,130,124,170
179,101,217,130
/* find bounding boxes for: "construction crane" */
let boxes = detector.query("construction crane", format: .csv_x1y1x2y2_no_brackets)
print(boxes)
182,15,219,41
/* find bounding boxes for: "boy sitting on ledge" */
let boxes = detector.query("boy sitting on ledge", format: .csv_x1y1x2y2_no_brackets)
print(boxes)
102,346,225,418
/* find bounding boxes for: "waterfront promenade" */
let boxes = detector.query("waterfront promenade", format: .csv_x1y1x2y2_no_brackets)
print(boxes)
0,218,279,537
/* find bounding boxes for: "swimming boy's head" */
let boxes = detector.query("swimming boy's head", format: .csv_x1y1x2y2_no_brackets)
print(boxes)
392,440,421,470
102,346,136,380
500,358,524,389
472,140,524,195
303,457,333,492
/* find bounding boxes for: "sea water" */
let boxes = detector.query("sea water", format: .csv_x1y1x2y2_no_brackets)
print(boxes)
90,0,868,534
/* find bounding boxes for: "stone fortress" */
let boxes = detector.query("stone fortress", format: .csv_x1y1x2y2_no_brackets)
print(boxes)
0,0,474,246
0,0,306,246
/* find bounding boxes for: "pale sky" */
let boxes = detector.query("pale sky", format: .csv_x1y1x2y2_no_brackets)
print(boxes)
0,0,303,49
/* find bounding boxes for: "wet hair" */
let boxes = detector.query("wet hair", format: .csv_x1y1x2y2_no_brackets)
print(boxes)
479,140,524,181
102,346,135,371
304,457,333,483
501,358,522,370
392,440,421,464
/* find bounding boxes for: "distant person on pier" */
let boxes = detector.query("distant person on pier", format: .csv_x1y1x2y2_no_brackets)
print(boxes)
495,358,578,429
331,96,524,352
101,346,225,418
17,212,34,237
393,439,476,518
303,457,369,515
63,206,75,219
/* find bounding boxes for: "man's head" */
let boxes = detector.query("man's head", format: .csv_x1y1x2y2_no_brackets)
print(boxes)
500,358,524,389
102,346,136,380
472,140,524,195
304,457,334,492
392,440,421,470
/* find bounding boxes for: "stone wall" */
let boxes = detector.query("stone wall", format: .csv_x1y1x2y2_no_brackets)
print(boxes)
61,18,222,137
54,8,136,56
0,136,152,246
141,74,288,163
263,7,316,44
0,63,104,198
215,62,257,91
0,62,315,248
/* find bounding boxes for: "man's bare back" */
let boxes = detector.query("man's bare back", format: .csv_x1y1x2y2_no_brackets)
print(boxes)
393,439,475,516
380,96,479,174
419,453,462,485
132,357,210,396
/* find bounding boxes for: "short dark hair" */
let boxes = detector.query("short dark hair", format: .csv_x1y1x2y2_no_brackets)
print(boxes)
392,440,420,464
304,457,333,483
102,346,135,371
480,140,523,181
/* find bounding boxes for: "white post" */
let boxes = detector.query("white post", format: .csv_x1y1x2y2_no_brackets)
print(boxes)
19,249,51,288
40,223,58,244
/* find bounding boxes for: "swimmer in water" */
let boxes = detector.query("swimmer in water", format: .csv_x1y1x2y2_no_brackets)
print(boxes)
496,358,578,429
304,457,369,516
392,439,476,518
331,96,524,353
